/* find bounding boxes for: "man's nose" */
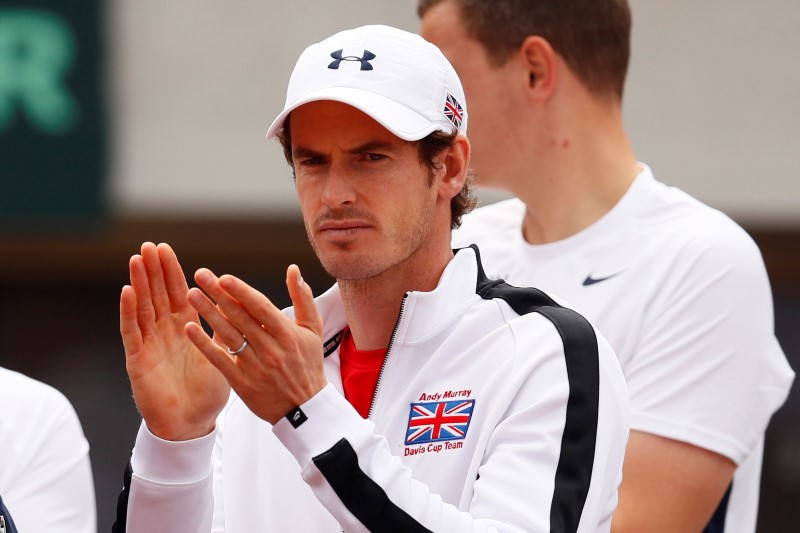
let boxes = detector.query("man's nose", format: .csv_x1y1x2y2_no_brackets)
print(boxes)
320,162,356,207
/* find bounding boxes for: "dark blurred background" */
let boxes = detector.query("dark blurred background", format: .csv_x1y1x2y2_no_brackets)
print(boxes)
1,1,798,531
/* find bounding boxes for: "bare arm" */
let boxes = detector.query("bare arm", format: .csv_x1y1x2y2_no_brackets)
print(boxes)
612,430,736,533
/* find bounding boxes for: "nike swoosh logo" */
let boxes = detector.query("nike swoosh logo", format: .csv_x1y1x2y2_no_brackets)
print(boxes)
582,272,623,286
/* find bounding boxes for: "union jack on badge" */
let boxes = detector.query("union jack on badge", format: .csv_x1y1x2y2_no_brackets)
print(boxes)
442,93,464,129
405,399,475,445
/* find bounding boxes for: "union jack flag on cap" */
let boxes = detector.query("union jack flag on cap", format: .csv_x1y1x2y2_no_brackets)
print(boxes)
442,93,465,130
405,399,475,445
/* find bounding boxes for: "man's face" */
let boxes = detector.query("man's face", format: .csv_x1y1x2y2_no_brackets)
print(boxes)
421,1,522,188
290,101,440,281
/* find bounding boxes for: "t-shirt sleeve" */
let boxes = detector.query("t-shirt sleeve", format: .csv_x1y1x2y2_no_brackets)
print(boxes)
0,378,96,533
625,223,794,464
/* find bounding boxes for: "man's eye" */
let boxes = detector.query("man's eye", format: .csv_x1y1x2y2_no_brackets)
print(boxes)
366,153,385,162
301,157,325,166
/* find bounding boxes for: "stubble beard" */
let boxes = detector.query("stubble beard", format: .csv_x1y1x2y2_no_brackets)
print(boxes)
306,194,437,283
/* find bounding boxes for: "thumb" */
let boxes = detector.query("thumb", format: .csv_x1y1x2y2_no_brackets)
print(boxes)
286,264,323,337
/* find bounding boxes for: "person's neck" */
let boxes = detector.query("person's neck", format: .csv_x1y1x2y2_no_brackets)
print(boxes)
338,234,454,351
512,93,640,245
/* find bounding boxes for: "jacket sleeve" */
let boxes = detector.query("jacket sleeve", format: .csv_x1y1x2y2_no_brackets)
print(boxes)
122,422,216,533
273,316,629,533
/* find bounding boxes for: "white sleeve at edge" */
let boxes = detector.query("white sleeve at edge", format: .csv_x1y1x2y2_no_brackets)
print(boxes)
126,421,216,533
3,389,96,533
626,229,794,464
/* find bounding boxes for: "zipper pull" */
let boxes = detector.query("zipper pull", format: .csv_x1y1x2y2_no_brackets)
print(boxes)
1,513,7,533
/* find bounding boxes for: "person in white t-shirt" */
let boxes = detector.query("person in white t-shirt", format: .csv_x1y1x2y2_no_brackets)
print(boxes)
418,1,795,531
0,367,96,532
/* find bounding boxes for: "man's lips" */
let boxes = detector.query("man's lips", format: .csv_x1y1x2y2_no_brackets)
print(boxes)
317,220,372,238
318,220,370,231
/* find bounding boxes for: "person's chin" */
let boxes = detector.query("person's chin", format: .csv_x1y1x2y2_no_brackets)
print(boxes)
320,247,387,280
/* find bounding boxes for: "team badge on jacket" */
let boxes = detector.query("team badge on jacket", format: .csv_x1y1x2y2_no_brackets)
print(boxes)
405,399,475,445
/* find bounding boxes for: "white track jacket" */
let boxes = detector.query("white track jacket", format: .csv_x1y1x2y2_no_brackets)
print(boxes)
115,246,629,533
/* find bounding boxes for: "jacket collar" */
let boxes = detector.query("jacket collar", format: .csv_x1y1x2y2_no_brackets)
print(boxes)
287,246,487,350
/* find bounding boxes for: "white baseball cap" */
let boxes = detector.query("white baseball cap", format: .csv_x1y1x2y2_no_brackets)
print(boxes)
266,25,468,141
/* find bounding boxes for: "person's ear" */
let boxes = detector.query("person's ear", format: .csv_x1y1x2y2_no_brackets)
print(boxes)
437,134,470,201
520,36,557,101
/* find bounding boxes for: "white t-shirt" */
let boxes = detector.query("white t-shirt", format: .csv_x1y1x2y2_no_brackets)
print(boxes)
0,367,96,532
453,164,795,532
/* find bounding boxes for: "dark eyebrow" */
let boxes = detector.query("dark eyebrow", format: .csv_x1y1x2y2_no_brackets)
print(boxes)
347,140,401,155
292,146,325,160
292,140,403,160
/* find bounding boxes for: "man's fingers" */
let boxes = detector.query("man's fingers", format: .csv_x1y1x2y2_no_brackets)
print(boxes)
185,322,239,379
286,265,323,337
214,273,286,334
192,268,262,335
141,242,171,320
129,254,157,333
120,285,143,356
187,287,250,356
157,243,192,313
195,268,321,364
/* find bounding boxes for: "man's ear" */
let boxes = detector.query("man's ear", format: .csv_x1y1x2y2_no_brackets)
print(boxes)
520,36,558,101
437,134,470,200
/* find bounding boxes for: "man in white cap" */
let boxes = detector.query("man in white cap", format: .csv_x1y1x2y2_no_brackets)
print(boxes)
113,25,629,532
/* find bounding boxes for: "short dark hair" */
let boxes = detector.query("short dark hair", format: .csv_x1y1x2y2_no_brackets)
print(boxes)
418,0,632,101
276,118,476,230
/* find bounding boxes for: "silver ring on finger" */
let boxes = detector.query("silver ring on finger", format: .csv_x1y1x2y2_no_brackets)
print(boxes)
227,337,248,356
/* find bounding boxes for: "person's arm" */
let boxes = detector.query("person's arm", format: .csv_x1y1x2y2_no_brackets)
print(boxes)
272,318,627,532
612,431,735,533
117,242,233,531
3,386,96,533
616,223,794,532
187,271,627,531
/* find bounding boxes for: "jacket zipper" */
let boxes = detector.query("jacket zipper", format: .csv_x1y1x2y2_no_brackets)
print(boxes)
1,514,6,533
367,293,408,420
335,295,407,533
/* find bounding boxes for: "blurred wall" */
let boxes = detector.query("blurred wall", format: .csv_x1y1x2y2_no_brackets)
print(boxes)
106,0,800,225
108,0,421,218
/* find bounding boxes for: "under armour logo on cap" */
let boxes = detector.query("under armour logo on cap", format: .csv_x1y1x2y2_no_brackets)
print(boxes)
266,25,468,142
328,49,376,71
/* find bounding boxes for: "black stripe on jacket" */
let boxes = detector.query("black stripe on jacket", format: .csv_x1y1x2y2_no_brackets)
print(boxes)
312,245,600,533
314,439,432,532
472,245,600,533
703,483,732,533
111,461,133,532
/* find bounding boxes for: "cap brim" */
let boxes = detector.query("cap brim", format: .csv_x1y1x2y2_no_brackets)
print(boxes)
266,86,445,141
